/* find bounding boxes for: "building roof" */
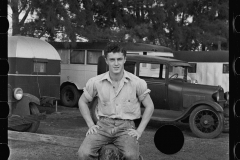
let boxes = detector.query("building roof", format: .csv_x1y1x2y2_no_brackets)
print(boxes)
8,36,61,60
126,54,191,67
173,51,229,62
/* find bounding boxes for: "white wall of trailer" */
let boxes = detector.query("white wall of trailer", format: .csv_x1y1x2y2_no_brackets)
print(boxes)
188,62,229,92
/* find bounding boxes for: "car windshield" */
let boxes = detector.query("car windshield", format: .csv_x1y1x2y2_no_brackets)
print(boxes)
168,66,186,79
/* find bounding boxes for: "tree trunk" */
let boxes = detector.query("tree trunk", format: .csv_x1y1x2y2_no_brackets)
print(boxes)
10,0,21,36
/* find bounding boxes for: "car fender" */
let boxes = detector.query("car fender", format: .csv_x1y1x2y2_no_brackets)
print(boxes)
188,100,224,113
12,94,40,116
179,100,224,121
23,93,40,105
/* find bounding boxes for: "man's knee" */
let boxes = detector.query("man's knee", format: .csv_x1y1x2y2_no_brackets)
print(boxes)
78,144,99,159
77,146,90,159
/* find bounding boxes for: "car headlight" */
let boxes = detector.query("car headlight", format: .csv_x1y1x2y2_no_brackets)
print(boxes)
224,92,229,101
13,88,23,100
212,92,220,102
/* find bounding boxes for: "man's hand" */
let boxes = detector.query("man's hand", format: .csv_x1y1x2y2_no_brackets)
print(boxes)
86,125,100,136
127,129,142,140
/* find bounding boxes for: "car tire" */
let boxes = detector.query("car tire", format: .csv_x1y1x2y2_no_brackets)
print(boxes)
61,85,80,107
89,97,99,124
25,103,41,133
189,105,224,139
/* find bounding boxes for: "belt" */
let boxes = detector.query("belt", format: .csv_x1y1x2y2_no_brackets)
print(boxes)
99,116,132,121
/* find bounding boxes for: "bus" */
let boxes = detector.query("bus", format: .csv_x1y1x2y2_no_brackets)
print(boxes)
50,42,173,107
173,50,229,92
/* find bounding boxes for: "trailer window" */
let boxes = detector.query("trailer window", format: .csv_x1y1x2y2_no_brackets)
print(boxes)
223,64,229,73
34,62,46,73
188,63,197,73
87,50,102,65
70,50,85,64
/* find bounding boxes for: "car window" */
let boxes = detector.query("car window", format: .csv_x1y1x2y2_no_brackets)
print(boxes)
139,63,166,79
125,61,137,75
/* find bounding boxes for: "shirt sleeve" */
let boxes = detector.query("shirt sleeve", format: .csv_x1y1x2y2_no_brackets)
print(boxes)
136,78,151,102
83,78,97,102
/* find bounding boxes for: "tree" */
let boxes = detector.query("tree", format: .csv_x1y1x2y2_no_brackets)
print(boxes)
8,0,86,41
8,0,229,50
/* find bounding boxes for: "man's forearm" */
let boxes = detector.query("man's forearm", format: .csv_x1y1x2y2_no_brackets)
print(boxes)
78,97,95,128
137,104,154,134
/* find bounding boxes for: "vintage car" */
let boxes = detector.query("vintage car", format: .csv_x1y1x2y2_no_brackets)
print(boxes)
89,54,229,139
8,84,46,132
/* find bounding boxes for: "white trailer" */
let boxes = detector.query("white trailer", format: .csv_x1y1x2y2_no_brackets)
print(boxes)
174,51,229,92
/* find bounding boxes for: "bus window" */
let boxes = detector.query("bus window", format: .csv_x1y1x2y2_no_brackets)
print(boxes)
223,64,229,73
87,50,102,65
57,49,69,64
70,50,85,64
188,63,197,73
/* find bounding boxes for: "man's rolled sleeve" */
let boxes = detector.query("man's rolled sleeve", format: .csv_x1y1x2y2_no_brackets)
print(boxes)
83,78,96,102
136,79,151,102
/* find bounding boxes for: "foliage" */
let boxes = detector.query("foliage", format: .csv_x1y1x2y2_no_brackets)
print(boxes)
8,0,229,50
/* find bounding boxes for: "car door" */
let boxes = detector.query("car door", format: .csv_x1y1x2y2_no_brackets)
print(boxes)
138,62,168,110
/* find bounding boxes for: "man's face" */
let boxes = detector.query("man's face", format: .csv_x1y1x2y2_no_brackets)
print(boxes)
105,52,126,74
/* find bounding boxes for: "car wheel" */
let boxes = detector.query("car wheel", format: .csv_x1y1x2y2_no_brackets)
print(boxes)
89,97,99,124
189,105,224,139
61,85,80,107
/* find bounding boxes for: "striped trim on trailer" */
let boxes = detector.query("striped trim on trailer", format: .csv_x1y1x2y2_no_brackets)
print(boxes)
8,74,60,77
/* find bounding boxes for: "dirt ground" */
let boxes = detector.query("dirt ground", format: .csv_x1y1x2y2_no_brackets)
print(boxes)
8,105,229,160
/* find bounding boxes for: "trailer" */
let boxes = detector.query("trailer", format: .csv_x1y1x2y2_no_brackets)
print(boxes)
174,51,229,92
8,36,61,105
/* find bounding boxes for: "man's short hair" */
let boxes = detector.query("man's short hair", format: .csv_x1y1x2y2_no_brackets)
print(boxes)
104,43,127,58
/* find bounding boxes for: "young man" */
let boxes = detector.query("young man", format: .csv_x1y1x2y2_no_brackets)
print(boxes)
78,43,154,160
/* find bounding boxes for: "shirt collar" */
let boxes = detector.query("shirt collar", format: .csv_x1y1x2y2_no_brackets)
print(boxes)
100,70,131,83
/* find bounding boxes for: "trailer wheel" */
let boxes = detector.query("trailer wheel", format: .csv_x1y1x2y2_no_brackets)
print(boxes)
25,103,41,133
89,97,99,124
61,85,80,107
189,105,224,139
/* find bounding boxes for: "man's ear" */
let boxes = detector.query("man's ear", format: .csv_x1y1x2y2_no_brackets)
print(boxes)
105,57,109,65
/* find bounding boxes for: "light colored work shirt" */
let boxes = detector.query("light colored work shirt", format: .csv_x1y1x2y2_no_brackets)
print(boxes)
83,70,151,120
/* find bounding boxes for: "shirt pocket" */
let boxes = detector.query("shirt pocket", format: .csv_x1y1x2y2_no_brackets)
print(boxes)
123,98,138,113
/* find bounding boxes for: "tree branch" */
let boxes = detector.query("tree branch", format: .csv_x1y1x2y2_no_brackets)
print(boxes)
18,0,28,15
38,27,47,39
19,5,32,26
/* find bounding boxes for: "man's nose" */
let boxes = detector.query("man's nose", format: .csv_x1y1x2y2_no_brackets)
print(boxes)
114,60,118,65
